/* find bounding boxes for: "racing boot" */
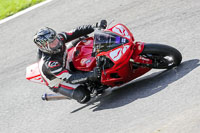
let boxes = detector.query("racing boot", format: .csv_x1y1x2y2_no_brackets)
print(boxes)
58,85,90,103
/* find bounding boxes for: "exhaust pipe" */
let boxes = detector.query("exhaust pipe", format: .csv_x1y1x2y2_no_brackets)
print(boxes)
42,93,71,101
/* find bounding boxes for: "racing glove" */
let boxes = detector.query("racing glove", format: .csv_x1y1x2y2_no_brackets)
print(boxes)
95,20,107,29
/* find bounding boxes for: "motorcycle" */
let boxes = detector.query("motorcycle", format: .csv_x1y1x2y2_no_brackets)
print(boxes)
26,23,182,101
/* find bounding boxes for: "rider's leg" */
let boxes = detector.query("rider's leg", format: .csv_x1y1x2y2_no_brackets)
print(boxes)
57,82,90,103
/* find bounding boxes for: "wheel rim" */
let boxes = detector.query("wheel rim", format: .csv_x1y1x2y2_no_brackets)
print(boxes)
154,55,174,68
163,56,174,67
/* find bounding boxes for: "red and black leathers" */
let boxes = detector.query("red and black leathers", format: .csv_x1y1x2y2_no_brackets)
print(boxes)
38,25,96,103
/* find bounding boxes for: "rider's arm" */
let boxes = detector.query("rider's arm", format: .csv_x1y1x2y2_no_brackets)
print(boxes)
44,59,98,85
43,59,88,85
58,25,95,43
44,60,72,81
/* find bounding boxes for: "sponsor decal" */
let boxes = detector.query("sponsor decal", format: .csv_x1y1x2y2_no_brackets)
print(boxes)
139,56,150,61
48,61,61,68
110,45,130,61
80,58,91,66
80,58,87,66
85,59,91,64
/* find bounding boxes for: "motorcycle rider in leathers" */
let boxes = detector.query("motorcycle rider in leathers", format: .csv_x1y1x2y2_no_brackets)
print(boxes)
33,21,107,103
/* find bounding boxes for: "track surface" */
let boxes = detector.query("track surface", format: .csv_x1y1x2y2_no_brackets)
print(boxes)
0,0,200,133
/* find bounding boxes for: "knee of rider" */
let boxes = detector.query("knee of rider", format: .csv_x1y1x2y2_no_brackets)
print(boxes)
58,87,74,98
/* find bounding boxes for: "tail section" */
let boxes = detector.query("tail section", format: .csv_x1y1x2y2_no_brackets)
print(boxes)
26,62,45,85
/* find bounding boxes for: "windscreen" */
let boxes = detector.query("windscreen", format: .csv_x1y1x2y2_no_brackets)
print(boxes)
93,30,129,54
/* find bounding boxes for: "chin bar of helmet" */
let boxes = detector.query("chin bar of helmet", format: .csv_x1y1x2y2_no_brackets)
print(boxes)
42,93,71,101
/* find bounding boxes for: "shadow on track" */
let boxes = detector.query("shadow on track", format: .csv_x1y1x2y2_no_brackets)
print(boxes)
71,59,200,113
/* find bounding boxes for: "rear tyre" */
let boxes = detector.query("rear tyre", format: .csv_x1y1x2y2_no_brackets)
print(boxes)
140,43,182,69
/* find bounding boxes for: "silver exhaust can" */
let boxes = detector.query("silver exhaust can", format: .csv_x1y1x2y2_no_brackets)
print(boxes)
42,93,71,101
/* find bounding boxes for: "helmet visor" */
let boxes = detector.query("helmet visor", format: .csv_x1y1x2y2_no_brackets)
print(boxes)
48,37,62,51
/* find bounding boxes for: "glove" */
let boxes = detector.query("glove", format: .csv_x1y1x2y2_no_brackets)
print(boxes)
95,20,107,29
93,67,101,79
88,67,101,81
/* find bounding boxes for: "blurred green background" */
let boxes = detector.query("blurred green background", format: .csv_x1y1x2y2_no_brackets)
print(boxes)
0,0,45,20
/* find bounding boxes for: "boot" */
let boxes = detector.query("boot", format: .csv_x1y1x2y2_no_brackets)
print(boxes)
58,85,90,103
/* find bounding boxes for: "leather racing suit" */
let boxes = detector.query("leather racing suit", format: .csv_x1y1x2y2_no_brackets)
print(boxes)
38,25,97,103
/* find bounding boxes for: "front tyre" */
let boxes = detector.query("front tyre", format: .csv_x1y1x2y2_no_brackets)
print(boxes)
140,43,182,69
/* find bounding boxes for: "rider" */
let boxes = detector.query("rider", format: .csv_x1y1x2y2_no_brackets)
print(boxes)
33,20,107,103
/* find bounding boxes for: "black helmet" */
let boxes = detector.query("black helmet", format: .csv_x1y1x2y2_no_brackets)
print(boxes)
33,27,63,54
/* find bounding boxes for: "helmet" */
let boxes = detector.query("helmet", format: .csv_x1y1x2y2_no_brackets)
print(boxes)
33,27,63,54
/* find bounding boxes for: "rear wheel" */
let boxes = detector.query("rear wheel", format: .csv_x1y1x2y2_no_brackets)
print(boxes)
140,43,182,69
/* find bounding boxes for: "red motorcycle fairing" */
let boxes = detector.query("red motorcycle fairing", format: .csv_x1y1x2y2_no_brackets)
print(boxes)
93,24,150,86
26,62,45,85
67,37,97,72
106,23,134,42
67,23,152,87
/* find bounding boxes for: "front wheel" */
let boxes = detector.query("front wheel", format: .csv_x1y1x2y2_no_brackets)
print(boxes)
140,43,182,69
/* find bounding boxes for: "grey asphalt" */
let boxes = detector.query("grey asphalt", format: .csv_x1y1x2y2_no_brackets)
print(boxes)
0,0,200,133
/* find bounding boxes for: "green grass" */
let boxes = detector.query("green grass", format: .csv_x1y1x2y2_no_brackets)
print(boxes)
0,0,45,20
